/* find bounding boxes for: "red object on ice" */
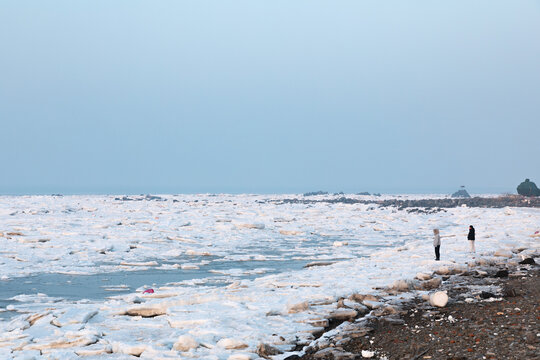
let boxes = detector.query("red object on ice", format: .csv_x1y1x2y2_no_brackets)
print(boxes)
535,231,539,234
143,289,154,294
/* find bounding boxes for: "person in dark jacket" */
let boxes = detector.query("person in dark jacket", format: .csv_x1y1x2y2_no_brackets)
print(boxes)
468,225,475,253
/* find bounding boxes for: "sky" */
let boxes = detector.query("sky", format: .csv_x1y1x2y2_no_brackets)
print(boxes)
1,1,539,195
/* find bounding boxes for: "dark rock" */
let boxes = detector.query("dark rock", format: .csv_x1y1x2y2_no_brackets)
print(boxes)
284,356,301,360
495,270,509,278
517,179,540,197
519,258,536,265
480,291,497,299
356,192,370,195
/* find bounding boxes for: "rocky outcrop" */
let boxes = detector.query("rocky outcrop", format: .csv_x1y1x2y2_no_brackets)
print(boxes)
517,178,540,197
278,195,540,208
451,188,471,198
303,191,328,196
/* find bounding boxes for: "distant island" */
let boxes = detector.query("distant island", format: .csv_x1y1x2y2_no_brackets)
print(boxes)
451,186,470,198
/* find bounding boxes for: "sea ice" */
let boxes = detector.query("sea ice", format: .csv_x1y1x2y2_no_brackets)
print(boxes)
0,194,538,359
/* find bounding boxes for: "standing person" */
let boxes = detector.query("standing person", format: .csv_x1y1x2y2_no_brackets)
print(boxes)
433,229,454,260
468,225,476,253
433,229,441,261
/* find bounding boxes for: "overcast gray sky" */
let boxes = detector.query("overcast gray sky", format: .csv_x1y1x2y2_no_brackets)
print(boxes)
1,1,539,195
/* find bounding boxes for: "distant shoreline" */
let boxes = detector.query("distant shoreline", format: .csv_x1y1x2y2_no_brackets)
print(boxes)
276,195,540,208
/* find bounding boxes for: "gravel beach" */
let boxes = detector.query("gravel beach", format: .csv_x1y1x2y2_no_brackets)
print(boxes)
295,263,539,360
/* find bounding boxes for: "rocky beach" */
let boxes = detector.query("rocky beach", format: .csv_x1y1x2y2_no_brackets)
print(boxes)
286,257,539,360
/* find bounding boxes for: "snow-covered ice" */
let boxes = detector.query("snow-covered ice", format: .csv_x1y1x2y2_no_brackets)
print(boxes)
0,194,538,359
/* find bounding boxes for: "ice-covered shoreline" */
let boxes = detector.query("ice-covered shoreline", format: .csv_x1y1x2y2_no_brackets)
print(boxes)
0,194,538,359
294,259,539,360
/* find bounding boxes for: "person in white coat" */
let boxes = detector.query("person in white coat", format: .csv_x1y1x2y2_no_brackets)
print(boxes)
433,229,454,261
433,229,441,261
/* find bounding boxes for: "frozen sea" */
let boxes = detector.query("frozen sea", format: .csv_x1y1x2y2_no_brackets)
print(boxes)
0,194,538,359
